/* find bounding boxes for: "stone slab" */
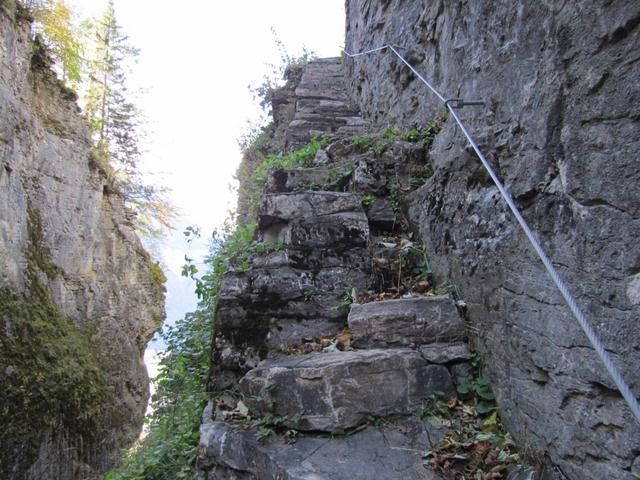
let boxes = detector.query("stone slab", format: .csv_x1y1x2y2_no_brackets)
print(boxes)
197,409,444,480
239,349,455,431
348,296,465,348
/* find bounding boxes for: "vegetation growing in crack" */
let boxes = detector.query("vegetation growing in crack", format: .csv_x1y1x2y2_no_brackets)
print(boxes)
105,220,260,479
418,352,522,479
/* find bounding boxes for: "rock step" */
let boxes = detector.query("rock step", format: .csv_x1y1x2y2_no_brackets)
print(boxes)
239,348,457,432
198,415,444,480
265,163,353,194
348,296,465,349
286,59,366,148
258,192,369,249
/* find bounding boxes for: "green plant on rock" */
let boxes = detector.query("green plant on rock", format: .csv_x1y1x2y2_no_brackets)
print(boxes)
435,281,462,301
250,136,328,190
406,246,434,283
372,138,393,156
336,285,357,313
352,134,373,152
457,376,496,415
361,193,375,206
402,122,442,147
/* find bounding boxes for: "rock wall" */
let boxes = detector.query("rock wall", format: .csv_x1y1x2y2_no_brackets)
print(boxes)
0,3,165,478
344,1,640,478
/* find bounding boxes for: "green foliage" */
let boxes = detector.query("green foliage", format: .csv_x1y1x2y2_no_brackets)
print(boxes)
435,281,462,301
250,136,328,189
456,350,497,415
352,128,398,156
405,246,433,283
148,261,166,289
249,28,315,114
351,134,372,152
402,122,442,147
336,285,357,313
381,127,400,139
239,136,328,221
457,377,496,415
30,0,82,88
360,193,375,206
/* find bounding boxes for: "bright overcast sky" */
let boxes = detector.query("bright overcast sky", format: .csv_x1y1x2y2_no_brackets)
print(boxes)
69,1,346,352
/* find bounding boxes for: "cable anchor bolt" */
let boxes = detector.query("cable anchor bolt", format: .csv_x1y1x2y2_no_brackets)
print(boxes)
445,98,485,109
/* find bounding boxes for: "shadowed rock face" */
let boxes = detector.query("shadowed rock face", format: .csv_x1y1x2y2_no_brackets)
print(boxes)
344,0,640,477
0,4,164,478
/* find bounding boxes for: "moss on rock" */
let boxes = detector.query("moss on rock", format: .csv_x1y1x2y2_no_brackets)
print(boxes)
0,202,111,478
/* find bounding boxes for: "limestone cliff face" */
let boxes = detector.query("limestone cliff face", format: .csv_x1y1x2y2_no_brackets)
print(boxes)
344,1,640,478
0,3,165,479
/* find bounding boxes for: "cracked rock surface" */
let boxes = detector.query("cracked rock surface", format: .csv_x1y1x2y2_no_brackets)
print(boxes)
344,0,640,477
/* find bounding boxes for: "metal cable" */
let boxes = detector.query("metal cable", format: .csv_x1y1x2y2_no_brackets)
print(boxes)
343,44,640,424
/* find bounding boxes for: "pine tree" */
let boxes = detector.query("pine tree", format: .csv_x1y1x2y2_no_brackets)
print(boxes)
82,1,175,237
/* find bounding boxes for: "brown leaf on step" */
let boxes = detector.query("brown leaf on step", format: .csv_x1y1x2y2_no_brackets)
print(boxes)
373,257,389,268
414,280,431,293
336,333,352,350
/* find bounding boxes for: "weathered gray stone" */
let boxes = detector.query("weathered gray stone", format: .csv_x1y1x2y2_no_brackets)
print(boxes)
0,4,164,478
265,164,351,193
419,342,471,364
285,58,365,149
240,349,455,432
365,197,396,230
345,0,640,477
259,191,363,227
348,296,465,348
198,410,444,480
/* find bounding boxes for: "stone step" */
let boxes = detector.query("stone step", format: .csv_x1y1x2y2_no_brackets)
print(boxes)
258,192,369,249
239,348,456,432
214,263,370,377
285,58,366,148
265,163,353,193
198,414,444,480
348,296,465,349
297,98,360,116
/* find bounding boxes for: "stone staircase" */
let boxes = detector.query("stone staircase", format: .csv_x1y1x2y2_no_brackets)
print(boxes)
198,59,472,480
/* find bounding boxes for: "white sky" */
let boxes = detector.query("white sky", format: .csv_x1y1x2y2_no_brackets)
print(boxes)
69,0,346,351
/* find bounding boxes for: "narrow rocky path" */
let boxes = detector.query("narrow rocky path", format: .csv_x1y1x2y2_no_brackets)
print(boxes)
197,59,474,480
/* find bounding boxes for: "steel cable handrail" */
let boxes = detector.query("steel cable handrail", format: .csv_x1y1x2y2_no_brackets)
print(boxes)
343,44,640,424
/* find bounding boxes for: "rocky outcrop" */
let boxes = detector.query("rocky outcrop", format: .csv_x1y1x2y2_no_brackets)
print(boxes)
198,59,476,479
0,3,164,478
344,1,640,478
